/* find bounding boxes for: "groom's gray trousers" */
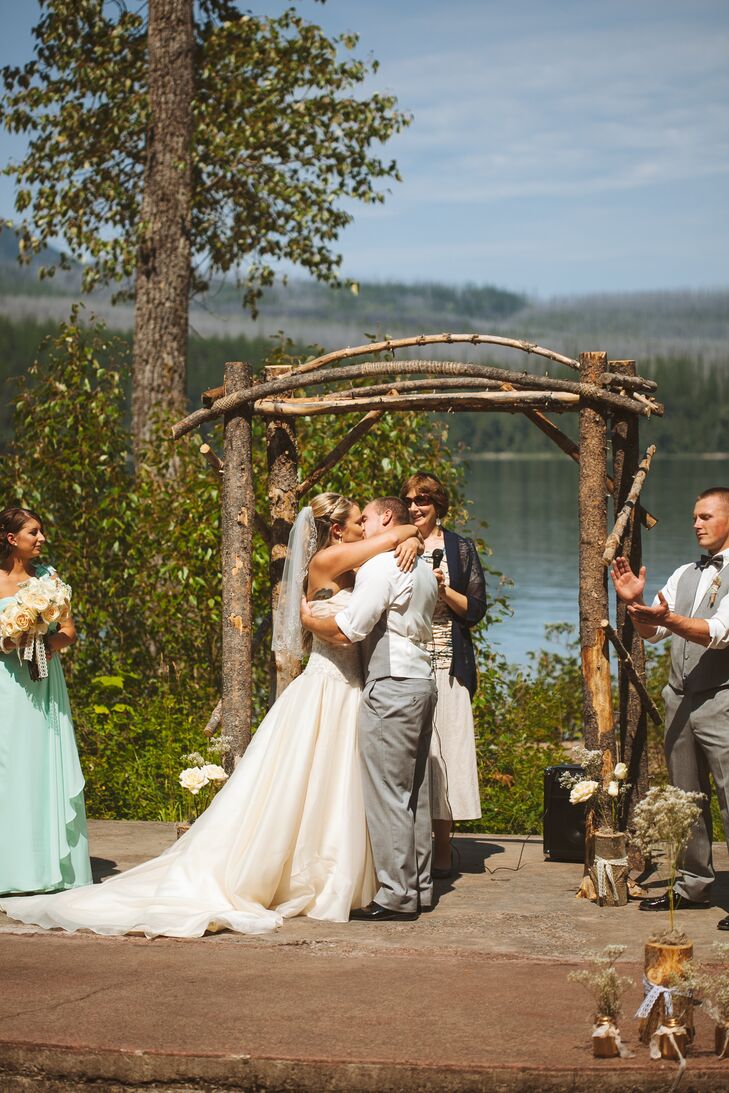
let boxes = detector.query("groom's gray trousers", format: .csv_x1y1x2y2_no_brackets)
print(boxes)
663,683,729,902
358,676,437,912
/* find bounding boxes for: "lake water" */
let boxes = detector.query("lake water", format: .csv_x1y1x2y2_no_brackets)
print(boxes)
463,455,729,665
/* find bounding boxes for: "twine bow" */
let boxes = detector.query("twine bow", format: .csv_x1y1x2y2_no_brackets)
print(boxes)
595,855,628,903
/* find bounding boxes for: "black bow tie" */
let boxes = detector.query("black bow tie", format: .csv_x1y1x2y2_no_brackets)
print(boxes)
699,554,723,570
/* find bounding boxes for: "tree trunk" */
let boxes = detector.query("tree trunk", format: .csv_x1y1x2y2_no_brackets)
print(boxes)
610,360,650,837
132,0,193,457
264,365,302,701
578,352,614,759
221,362,254,765
577,351,613,894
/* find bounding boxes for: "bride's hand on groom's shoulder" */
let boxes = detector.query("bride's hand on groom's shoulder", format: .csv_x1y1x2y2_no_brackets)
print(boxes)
394,537,420,573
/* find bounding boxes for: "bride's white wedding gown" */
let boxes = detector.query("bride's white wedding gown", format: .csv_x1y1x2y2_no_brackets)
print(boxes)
0,590,376,937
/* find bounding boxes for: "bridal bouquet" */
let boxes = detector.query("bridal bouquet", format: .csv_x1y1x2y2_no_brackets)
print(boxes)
0,572,72,681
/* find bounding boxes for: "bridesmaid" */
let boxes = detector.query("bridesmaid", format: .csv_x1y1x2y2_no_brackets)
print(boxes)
399,473,486,876
0,507,92,895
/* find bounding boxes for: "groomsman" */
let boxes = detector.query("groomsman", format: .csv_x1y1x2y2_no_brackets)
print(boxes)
611,486,729,930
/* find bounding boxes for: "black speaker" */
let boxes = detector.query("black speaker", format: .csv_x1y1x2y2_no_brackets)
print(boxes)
543,764,586,862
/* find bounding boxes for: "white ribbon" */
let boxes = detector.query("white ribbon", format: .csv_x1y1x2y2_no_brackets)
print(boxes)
636,976,675,1019
592,1020,633,1058
595,855,628,902
19,633,48,679
650,1024,686,1092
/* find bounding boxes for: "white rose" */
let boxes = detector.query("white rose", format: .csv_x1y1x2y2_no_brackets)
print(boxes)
570,779,599,805
41,603,63,625
607,780,620,798
5,603,35,634
17,582,52,614
201,764,228,783
179,767,210,795
613,762,628,781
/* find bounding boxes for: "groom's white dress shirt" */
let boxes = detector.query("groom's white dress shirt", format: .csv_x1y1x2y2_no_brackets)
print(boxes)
335,553,436,679
645,548,729,649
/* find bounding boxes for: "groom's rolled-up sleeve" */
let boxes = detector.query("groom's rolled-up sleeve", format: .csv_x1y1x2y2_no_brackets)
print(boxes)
336,556,400,643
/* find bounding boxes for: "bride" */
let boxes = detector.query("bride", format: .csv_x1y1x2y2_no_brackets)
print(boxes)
0,492,422,938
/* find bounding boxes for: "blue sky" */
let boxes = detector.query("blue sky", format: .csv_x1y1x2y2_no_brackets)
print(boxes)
1,0,727,296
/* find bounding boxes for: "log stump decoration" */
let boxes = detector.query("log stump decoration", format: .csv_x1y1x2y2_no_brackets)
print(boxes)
638,940,695,1045
588,830,629,907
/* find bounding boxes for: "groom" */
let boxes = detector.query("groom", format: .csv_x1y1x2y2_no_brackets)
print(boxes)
302,495,438,920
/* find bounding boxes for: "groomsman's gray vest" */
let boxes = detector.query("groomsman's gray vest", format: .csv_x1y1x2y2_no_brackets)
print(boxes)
668,563,729,694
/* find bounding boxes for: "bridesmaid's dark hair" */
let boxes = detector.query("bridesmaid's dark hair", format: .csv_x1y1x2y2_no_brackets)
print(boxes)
0,507,45,565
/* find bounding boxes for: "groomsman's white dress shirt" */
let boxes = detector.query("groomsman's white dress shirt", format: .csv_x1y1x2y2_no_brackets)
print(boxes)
646,548,729,648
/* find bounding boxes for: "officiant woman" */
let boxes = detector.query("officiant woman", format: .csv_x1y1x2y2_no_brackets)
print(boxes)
399,474,486,877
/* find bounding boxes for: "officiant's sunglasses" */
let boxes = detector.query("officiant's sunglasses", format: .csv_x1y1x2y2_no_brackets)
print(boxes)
404,493,435,507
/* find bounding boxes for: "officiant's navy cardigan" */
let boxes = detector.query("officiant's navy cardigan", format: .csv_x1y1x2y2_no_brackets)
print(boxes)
442,528,487,698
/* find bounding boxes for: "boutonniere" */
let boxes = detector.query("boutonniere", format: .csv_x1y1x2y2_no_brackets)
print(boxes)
709,574,722,609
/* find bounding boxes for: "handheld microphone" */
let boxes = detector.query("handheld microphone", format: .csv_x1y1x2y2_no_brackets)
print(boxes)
431,548,444,570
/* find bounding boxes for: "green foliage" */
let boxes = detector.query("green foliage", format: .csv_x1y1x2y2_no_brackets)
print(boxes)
1,1,409,310
75,673,216,821
461,626,579,834
0,308,473,817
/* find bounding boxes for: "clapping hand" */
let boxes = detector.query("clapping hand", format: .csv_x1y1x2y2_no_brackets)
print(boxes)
610,556,647,605
628,591,670,627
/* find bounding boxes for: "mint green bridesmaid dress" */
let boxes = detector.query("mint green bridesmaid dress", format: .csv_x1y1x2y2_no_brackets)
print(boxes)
0,564,92,895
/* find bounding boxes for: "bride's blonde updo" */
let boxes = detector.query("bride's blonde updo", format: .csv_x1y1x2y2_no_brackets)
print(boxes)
310,492,357,553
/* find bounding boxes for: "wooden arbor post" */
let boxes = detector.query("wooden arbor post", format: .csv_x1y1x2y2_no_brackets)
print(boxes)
221,361,254,766
264,364,302,700
578,352,615,769
610,360,650,827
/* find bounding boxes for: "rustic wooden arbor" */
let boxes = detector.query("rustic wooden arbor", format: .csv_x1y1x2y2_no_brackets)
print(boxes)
171,333,664,825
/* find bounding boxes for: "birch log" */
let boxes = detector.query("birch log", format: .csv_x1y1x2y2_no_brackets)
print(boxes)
603,444,656,565
221,361,254,766
610,360,651,836
264,365,302,700
578,351,614,898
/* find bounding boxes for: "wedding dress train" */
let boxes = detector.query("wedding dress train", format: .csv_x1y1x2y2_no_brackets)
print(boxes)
0,590,376,937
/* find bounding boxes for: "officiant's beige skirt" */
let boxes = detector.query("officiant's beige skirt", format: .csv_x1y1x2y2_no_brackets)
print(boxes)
430,668,482,821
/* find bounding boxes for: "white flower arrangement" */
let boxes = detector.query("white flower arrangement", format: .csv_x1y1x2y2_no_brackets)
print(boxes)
178,748,229,820
0,572,71,680
560,748,631,832
631,785,704,933
569,945,633,1022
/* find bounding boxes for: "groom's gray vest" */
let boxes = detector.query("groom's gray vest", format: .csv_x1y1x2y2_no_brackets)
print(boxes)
668,563,729,694
360,560,435,684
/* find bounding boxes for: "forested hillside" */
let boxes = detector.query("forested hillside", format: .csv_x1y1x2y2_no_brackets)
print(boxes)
0,266,726,454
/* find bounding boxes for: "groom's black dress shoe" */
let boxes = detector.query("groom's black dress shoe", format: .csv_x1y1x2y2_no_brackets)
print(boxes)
350,902,419,922
638,891,711,912
717,914,729,931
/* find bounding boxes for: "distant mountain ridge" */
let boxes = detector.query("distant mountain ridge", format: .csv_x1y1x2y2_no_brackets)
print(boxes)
0,226,727,365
